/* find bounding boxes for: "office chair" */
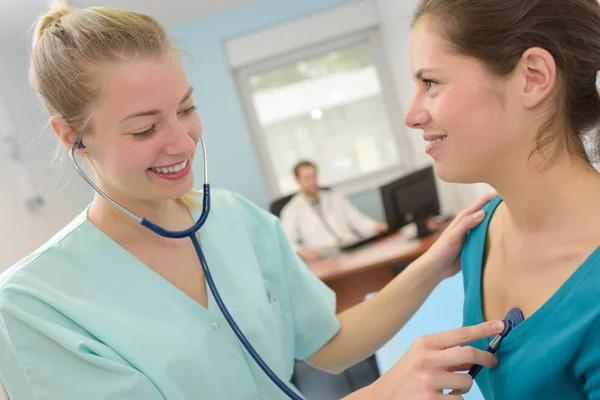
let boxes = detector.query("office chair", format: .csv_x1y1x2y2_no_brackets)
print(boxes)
270,193,296,218
269,187,330,218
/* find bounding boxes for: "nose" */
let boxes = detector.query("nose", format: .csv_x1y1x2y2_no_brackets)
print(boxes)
163,117,197,156
404,96,430,130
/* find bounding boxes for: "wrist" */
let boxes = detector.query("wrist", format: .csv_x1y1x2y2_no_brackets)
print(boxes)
348,382,386,400
412,255,446,284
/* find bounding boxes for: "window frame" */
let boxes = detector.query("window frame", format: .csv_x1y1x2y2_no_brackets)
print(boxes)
235,29,414,198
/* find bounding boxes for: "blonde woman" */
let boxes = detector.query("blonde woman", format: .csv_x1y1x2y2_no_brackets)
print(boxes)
0,5,501,400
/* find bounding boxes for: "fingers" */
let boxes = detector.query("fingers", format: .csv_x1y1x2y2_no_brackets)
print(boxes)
419,321,504,350
416,371,473,393
453,192,498,223
439,372,474,393
463,192,498,215
456,208,486,232
437,346,498,371
447,363,479,372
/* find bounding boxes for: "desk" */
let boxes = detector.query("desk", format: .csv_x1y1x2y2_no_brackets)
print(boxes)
307,222,448,313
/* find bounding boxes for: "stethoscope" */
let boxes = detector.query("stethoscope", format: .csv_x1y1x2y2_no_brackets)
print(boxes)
69,137,303,400
468,307,524,378
450,307,524,395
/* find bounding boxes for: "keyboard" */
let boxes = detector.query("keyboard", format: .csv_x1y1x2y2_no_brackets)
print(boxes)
339,230,392,252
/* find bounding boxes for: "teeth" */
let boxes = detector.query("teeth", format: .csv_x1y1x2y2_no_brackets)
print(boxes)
428,136,447,145
151,159,188,174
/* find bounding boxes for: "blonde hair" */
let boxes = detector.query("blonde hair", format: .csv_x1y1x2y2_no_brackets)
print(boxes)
30,3,202,209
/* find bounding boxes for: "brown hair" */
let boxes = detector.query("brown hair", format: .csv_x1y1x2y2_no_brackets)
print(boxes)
293,160,317,178
413,0,600,165
30,3,200,207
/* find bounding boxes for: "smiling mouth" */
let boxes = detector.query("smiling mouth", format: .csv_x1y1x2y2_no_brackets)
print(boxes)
427,136,447,145
150,159,189,174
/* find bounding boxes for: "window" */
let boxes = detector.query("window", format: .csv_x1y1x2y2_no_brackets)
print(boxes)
236,32,410,197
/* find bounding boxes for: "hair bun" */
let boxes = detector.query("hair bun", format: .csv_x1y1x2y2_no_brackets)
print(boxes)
33,4,72,47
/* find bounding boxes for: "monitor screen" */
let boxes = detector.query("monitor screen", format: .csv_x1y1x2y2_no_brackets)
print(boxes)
380,166,440,237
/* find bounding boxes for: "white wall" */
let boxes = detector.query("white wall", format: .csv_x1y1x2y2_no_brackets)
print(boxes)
0,46,92,271
374,0,493,212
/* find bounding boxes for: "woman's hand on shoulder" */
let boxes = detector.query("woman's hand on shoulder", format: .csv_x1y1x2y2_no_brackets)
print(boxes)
420,192,497,279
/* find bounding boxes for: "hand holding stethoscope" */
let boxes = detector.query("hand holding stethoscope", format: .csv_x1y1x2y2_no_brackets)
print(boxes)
355,193,521,400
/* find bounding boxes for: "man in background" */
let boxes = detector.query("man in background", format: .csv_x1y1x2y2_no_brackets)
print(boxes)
280,161,388,262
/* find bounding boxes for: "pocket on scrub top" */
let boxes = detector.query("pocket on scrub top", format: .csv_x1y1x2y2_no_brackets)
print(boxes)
257,301,294,380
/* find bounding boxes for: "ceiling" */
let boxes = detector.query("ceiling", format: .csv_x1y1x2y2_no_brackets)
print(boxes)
0,0,261,49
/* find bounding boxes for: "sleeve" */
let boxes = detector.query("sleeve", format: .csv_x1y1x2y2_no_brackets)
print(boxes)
279,202,302,251
338,194,378,237
575,317,600,399
274,221,341,360
0,297,164,400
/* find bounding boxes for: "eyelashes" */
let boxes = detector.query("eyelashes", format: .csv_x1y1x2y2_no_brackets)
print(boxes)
131,105,198,140
422,78,437,90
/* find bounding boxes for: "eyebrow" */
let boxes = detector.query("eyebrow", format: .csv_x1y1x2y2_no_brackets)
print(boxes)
120,86,194,122
414,68,440,81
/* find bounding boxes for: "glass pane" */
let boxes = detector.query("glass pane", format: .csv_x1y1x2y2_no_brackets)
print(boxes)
248,42,401,195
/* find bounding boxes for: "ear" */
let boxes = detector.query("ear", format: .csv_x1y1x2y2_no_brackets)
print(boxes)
517,47,557,109
49,116,86,153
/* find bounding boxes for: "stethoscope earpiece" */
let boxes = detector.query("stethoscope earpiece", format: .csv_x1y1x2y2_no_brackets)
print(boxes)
74,137,86,149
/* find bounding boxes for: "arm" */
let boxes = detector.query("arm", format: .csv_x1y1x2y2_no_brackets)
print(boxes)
307,193,497,373
576,317,600,399
0,302,164,400
306,257,442,373
280,202,321,261
339,195,382,237
279,205,302,251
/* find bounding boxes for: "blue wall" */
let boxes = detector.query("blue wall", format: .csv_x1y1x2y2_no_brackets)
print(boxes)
170,0,358,210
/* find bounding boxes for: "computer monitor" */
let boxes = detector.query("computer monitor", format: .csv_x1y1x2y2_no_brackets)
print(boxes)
380,166,441,239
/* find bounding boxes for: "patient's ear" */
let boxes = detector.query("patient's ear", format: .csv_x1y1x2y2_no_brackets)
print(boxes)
517,47,557,109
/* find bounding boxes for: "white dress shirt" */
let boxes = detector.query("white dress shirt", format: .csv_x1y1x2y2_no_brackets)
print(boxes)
280,190,378,250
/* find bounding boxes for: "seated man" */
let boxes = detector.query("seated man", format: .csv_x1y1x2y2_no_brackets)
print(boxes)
280,161,388,261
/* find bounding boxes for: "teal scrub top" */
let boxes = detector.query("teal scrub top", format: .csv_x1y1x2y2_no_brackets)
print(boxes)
462,196,600,399
0,189,341,400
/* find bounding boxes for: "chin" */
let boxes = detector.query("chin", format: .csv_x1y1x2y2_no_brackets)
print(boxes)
433,162,479,184
157,176,196,201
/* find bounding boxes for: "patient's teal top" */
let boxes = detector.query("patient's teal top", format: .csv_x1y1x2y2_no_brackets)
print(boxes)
462,196,600,399
0,189,340,400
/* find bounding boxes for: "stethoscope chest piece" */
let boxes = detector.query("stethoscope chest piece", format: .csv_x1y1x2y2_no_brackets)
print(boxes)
468,307,524,378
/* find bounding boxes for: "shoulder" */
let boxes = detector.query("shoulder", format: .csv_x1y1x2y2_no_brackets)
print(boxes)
280,193,303,217
465,196,503,244
461,196,503,283
323,188,340,200
0,208,91,301
208,188,280,232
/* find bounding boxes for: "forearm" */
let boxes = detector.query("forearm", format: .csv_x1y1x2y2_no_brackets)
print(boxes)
341,385,376,399
307,257,443,373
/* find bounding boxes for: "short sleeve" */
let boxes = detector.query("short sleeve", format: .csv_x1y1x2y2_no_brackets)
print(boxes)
0,295,164,400
227,190,341,361
274,222,341,360
575,318,600,399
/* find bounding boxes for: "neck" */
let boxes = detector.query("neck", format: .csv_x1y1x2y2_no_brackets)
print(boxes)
88,188,191,247
489,152,600,235
302,190,319,202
